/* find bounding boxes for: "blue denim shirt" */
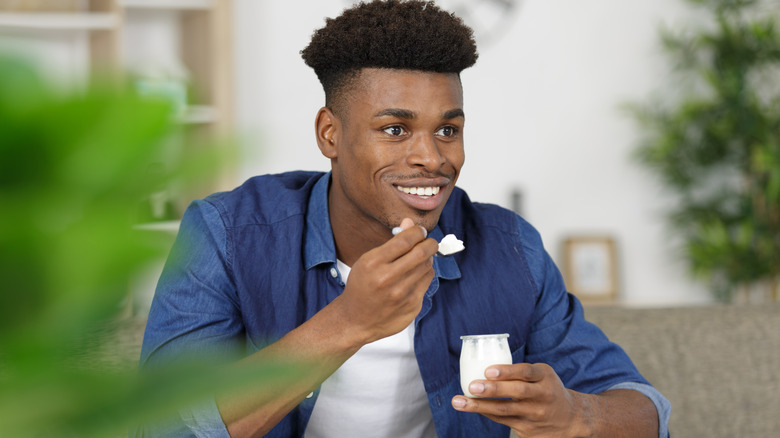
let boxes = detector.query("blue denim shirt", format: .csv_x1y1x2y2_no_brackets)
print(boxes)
139,171,670,437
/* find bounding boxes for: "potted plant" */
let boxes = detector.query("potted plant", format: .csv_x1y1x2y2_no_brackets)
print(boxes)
627,0,780,302
0,55,293,437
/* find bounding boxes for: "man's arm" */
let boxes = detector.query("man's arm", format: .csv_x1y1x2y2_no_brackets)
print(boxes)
451,363,659,438
217,218,438,437
141,202,437,437
447,214,669,438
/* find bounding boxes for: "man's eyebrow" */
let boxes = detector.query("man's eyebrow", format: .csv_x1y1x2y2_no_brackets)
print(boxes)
374,108,416,119
443,108,465,120
373,108,465,120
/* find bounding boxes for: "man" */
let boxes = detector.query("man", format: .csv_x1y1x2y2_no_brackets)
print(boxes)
140,1,671,437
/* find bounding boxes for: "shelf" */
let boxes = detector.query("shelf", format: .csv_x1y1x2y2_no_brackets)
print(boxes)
0,12,118,30
119,0,213,10
3,0,234,218
133,220,180,233
177,105,219,124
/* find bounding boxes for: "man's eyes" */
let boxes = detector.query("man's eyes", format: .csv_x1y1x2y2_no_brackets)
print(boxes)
383,125,406,136
381,125,459,137
436,126,458,137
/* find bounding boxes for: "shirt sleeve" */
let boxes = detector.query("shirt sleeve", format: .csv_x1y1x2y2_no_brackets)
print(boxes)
138,199,241,437
609,382,671,438
516,215,671,437
179,397,232,438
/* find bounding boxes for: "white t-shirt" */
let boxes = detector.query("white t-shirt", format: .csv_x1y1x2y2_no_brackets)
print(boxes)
304,261,436,438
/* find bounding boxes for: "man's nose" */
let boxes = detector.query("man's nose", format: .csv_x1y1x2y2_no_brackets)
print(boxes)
406,134,445,171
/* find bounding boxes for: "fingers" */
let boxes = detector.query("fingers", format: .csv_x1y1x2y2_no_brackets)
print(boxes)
486,363,547,383
452,395,523,419
337,218,436,343
452,382,551,421
367,218,437,267
348,216,436,303
392,217,422,235
392,219,430,253
399,217,416,231
451,363,564,418
452,363,550,406
452,363,547,403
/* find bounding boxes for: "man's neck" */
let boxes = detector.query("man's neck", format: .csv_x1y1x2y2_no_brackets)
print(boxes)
329,214,391,268
327,191,391,267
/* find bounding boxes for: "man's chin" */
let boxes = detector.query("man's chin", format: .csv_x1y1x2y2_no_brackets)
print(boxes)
410,210,443,233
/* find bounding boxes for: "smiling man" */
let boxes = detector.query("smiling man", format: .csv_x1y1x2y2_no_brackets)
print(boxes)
138,1,670,437
317,68,465,266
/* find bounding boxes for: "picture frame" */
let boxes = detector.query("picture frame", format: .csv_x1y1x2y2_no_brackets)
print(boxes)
562,236,618,304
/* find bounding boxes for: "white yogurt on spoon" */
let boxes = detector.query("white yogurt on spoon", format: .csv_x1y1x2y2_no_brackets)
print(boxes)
391,227,465,256
438,234,464,256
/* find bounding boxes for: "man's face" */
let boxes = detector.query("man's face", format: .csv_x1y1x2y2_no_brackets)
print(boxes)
325,68,466,235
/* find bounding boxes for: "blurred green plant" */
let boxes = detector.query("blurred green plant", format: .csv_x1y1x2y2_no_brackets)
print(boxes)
626,0,780,301
0,55,295,437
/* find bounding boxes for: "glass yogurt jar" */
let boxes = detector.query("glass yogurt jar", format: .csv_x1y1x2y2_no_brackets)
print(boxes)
459,333,512,398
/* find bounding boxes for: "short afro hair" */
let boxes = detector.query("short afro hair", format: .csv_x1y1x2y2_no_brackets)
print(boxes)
301,0,478,113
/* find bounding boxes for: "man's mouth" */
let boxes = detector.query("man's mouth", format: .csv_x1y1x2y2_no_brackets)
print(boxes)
395,186,441,197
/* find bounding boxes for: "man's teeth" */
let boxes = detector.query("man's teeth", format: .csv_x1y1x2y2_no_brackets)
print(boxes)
396,186,440,196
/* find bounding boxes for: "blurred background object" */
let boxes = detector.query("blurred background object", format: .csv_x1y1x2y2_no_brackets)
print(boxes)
0,3,250,435
0,0,235,211
0,0,80,11
0,52,222,436
627,0,780,302
0,0,238,317
0,49,304,437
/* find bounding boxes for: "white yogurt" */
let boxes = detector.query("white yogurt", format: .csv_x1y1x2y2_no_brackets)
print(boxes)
390,228,465,256
459,334,512,398
438,234,465,255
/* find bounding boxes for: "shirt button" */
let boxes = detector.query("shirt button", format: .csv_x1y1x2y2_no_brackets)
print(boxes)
330,267,338,278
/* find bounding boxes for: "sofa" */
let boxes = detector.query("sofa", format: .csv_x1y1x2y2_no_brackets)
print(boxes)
585,303,780,438
104,303,780,437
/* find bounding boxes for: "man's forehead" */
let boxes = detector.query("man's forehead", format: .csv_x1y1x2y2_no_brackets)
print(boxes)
354,67,461,86
329,67,463,124
349,68,463,106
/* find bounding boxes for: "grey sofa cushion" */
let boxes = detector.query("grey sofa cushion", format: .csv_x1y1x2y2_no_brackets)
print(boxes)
585,303,780,438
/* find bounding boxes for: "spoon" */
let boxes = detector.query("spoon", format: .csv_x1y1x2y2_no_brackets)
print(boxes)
392,227,465,256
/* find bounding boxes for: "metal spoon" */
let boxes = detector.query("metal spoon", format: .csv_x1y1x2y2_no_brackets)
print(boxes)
391,227,465,256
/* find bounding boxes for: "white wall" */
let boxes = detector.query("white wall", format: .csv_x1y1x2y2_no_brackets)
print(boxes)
233,0,713,306
455,0,713,306
0,1,713,307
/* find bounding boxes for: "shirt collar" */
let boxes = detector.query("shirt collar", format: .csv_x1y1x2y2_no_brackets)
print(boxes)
303,173,336,270
303,172,461,281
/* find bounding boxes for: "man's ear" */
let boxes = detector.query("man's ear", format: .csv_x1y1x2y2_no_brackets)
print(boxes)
315,107,340,159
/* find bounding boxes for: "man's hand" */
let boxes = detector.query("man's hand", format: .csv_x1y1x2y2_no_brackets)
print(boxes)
332,217,438,344
219,218,437,437
451,363,659,437
452,363,591,437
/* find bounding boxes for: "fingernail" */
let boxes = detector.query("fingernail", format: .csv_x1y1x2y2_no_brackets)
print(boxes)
485,367,499,378
419,226,428,238
452,397,467,409
392,227,403,236
469,382,485,394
